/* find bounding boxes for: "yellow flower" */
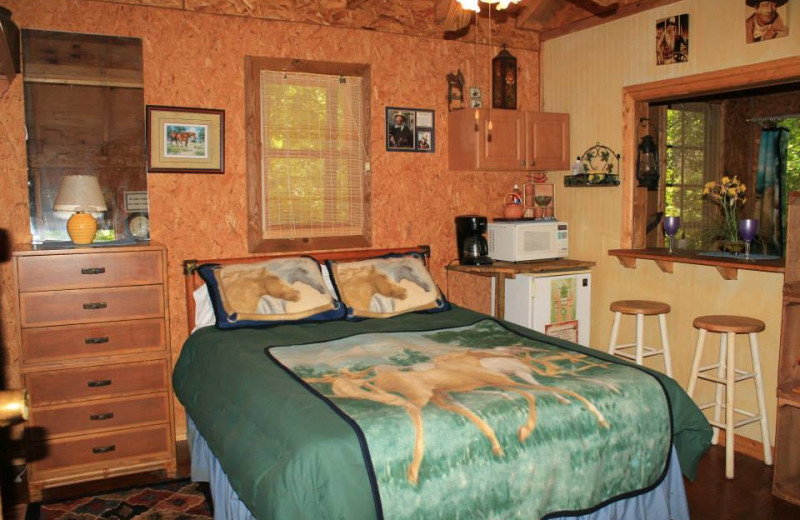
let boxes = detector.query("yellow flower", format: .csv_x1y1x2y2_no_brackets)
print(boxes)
721,176,731,185
739,183,746,192
704,181,716,190
727,187,738,196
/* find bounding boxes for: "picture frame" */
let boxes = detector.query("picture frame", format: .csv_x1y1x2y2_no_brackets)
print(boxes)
146,105,225,173
386,107,435,153
745,0,789,44
656,14,689,65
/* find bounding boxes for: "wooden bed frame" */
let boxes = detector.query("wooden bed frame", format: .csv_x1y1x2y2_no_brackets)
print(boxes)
182,245,431,334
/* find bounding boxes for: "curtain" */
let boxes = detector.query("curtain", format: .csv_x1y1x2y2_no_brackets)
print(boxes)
754,127,790,255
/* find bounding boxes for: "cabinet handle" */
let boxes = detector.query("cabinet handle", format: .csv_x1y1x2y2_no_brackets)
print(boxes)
530,160,536,166
83,302,108,310
84,336,109,345
92,444,116,454
520,160,526,166
89,412,114,421
87,379,112,388
81,267,106,275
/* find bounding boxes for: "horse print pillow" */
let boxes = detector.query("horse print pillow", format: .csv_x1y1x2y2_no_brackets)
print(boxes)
198,257,346,329
327,253,450,320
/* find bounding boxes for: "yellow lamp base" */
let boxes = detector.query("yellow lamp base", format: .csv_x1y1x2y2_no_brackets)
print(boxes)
66,212,98,245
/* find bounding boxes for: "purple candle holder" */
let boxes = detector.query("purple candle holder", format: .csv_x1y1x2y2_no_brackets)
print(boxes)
739,219,758,261
663,216,681,254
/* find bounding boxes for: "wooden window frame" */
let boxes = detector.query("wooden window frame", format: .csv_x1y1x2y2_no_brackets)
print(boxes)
245,56,372,253
621,56,800,249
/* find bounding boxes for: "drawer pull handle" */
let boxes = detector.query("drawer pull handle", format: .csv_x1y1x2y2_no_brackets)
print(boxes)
87,379,112,388
81,267,106,275
90,412,114,421
85,336,109,345
83,302,108,310
92,444,116,454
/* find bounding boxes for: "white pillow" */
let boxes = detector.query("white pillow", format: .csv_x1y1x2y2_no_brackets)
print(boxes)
192,284,216,333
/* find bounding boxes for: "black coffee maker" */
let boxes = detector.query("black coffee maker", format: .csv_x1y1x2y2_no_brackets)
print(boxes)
455,215,493,265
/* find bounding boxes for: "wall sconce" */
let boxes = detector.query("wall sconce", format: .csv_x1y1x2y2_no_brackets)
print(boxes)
636,133,659,191
492,46,517,109
53,174,108,245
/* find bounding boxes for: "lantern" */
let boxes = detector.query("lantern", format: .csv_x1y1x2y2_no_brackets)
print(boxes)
492,47,517,110
636,134,660,191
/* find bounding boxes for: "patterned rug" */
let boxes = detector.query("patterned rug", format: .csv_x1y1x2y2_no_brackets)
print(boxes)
26,479,213,520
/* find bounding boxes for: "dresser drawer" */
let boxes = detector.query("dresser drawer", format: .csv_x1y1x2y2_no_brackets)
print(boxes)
30,424,172,476
22,319,166,365
19,285,164,328
29,393,169,441
26,360,168,406
17,251,163,292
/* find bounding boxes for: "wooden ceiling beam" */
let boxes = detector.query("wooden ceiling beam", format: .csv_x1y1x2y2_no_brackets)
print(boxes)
516,0,562,29
541,0,683,41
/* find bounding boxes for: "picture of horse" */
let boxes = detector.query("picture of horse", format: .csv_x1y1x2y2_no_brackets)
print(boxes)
164,123,208,158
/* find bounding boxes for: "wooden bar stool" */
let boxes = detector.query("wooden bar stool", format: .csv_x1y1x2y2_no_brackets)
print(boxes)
607,300,673,376
687,315,772,480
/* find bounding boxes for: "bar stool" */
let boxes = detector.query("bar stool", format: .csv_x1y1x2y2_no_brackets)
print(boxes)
687,315,772,479
607,300,673,376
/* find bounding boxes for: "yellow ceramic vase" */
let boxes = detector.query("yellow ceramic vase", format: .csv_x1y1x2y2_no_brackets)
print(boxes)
66,212,98,245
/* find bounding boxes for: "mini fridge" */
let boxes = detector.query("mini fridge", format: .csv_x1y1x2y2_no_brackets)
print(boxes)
492,271,592,347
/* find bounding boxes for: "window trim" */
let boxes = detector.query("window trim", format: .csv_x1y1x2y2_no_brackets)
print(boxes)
245,56,372,253
621,56,800,250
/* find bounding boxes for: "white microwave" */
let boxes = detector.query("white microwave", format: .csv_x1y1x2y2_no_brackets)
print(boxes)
488,221,569,262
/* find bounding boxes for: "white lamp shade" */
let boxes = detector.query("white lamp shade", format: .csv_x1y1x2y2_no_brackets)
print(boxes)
53,175,107,212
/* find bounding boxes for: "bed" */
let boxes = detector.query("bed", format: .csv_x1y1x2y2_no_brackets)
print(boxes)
173,246,711,520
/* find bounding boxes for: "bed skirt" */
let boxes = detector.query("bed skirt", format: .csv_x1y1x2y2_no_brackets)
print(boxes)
187,416,690,520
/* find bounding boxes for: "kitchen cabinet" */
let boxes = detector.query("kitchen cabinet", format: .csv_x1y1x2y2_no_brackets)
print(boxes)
774,192,800,506
12,243,175,501
449,109,569,171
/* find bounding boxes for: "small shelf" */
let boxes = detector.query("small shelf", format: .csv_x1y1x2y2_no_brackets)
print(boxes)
778,381,800,403
608,248,784,280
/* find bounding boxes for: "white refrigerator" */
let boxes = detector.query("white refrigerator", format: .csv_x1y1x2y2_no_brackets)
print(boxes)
492,271,592,347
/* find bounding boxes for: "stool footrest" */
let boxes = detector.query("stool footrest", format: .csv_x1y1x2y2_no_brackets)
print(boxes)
613,349,665,360
707,415,763,430
696,372,755,384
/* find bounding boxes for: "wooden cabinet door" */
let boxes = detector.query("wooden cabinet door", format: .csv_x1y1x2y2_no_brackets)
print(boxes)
525,112,570,171
477,109,526,171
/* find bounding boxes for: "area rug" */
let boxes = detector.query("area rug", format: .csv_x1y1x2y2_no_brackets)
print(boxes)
25,479,213,520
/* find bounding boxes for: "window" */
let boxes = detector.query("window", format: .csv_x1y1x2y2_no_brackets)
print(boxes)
246,58,371,252
662,103,721,248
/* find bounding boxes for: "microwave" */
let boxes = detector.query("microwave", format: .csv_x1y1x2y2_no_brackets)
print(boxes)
488,221,569,262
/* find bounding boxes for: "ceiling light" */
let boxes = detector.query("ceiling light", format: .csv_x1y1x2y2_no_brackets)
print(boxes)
457,0,522,13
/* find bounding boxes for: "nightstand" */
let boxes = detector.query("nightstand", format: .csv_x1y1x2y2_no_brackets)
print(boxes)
12,242,175,500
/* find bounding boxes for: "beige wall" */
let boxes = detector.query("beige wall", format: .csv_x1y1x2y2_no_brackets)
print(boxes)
0,0,541,434
542,0,800,443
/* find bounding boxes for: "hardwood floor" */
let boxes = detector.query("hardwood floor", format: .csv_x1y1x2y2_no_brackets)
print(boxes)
3,442,800,519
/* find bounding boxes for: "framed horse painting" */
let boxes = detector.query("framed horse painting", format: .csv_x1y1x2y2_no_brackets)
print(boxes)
146,105,225,173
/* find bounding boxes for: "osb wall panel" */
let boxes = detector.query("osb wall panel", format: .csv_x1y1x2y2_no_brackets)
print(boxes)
0,0,540,432
89,0,542,50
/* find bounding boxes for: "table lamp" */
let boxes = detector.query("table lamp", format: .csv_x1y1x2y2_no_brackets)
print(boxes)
53,175,107,245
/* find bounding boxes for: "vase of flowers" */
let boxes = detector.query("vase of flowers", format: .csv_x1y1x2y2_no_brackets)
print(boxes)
703,175,747,252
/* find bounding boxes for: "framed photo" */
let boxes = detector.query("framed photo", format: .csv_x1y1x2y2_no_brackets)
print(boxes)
656,14,689,65
386,107,435,153
146,105,225,173
745,0,789,44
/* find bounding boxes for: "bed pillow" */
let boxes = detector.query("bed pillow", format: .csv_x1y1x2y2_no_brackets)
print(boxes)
198,257,346,329
327,253,450,320
192,284,216,333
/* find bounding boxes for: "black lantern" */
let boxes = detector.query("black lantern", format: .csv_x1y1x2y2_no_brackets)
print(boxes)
636,134,659,191
492,47,516,109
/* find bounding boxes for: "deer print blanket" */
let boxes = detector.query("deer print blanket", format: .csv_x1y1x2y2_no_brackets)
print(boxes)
173,307,711,520
268,320,672,519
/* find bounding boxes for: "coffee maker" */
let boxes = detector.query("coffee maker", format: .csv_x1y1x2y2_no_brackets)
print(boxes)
455,215,493,265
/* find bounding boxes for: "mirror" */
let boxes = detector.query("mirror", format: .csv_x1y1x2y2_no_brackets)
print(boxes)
22,30,147,244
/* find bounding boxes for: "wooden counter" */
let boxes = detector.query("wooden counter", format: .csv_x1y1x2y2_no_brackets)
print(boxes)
608,248,784,280
447,258,596,319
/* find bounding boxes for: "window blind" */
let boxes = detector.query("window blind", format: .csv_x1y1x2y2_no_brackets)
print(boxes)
259,70,366,240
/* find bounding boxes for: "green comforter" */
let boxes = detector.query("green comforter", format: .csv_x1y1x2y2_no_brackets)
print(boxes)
173,307,711,520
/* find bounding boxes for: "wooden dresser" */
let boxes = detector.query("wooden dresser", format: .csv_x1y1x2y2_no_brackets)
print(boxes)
11,243,175,500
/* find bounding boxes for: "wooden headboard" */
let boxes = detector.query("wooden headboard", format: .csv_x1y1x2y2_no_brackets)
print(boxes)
182,245,431,334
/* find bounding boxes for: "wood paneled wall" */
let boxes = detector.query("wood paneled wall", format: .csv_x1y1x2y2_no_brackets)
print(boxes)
0,0,540,434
